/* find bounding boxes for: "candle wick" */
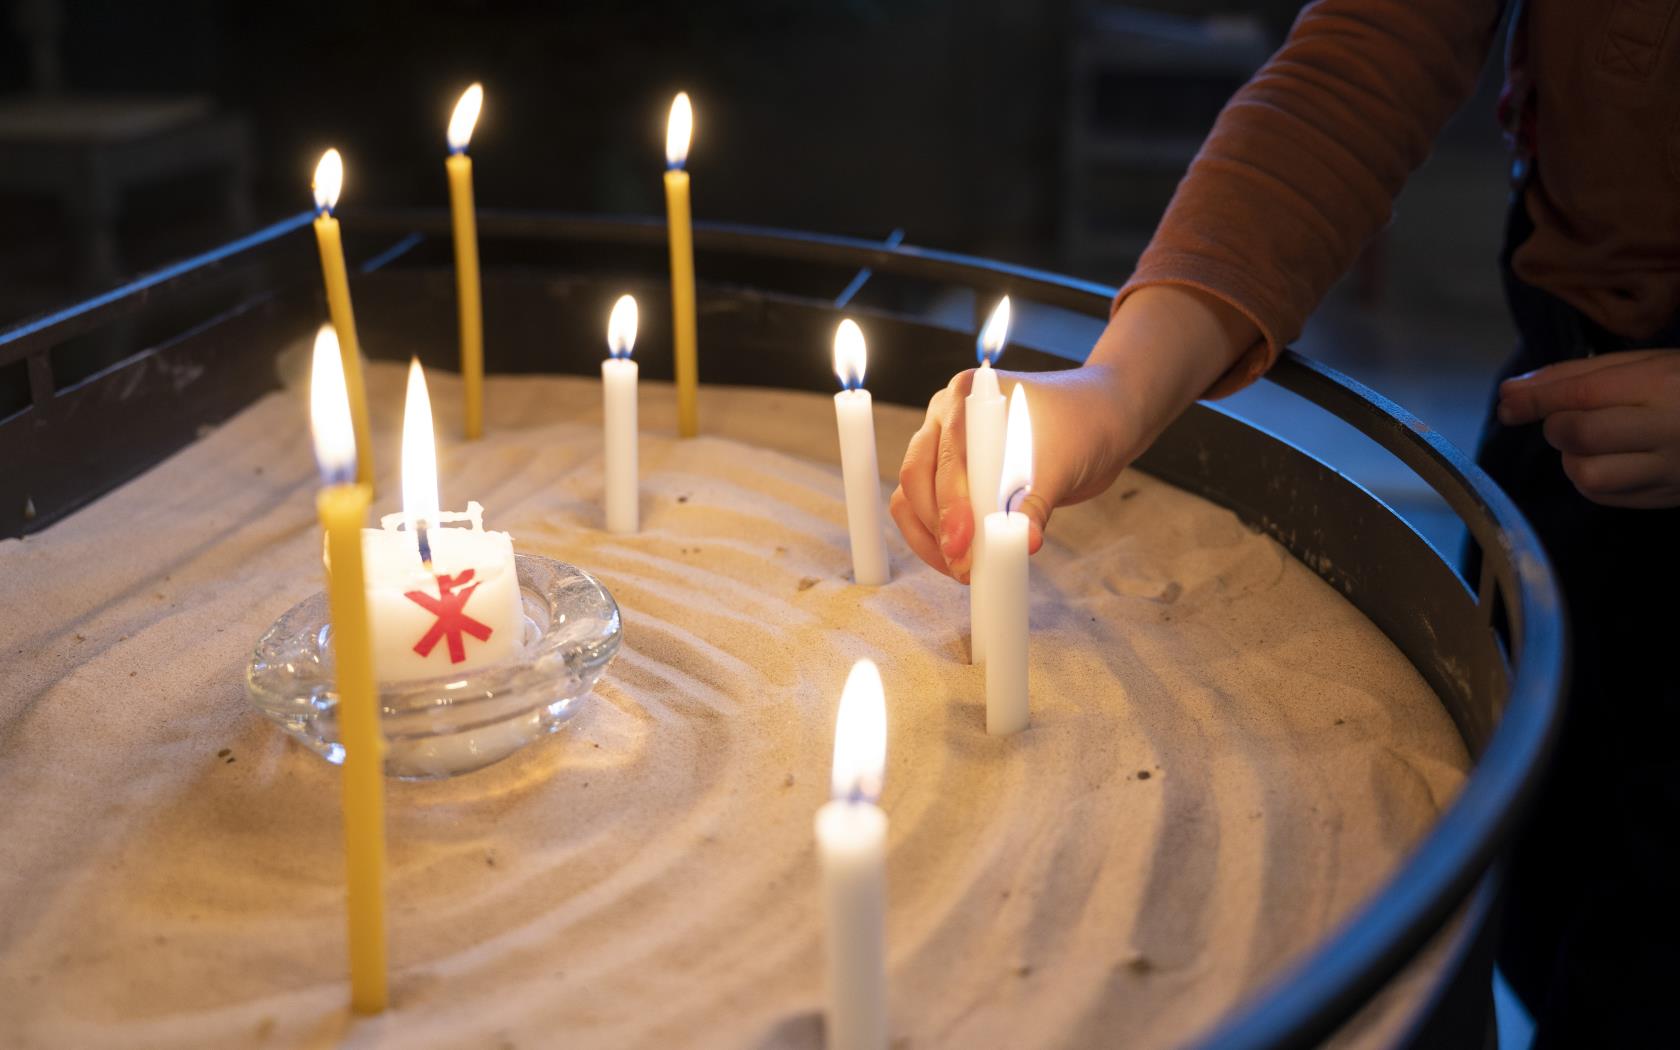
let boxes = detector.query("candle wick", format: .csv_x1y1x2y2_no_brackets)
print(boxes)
416,520,434,568
1004,485,1030,516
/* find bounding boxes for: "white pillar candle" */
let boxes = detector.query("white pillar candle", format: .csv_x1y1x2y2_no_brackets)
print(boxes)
832,320,890,586
981,384,1033,735
965,297,1011,665
817,659,889,1050
360,503,522,681
340,360,522,683
603,294,639,534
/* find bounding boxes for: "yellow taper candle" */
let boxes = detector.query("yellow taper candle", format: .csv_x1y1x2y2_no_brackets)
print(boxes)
309,323,389,1014
664,92,699,438
446,84,486,440
311,150,375,488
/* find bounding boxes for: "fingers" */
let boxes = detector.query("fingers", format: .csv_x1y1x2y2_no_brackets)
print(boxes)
1560,451,1668,502
1503,349,1665,387
1498,351,1671,425
1581,487,1680,509
933,406,973,580
889,486,950,577
1541,406,1675,456
898,413,943,543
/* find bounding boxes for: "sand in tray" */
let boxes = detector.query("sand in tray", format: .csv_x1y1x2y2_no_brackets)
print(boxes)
0,360,1469,1049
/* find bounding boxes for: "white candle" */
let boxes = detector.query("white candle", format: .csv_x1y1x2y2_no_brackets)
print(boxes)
602,294,639,534
981,385,1032,736
346,359,522,682
817,658,889,1050
965,297,1010,665
832,320,890,586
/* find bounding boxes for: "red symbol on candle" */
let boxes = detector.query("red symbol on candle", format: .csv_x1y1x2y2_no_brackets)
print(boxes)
405,568,493,664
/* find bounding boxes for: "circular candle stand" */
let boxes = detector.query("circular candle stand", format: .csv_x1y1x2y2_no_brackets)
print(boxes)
247,554,621,779
4,210,1569,1049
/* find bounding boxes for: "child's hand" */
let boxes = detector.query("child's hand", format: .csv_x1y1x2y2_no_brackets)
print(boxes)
889,363,1136,581
889,285,1260,581
1498,349,1680,508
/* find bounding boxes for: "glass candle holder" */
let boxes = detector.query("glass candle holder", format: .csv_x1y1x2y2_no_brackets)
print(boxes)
247,554,621,779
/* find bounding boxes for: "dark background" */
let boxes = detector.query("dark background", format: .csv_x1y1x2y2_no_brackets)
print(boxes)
0,0,1531,639
0,0,1327,321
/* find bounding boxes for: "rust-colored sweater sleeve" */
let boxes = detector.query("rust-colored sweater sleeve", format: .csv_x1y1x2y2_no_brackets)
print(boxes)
1117,0,1505,397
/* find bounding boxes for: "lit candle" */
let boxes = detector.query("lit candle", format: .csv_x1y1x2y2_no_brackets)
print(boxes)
832,319,890,586
981,385,1032,736
311,150,375,488
816,658,889,1050
357,358,522,681
308,324,387,1013
966,296,1010,665
664,92,700,438
603,294,640,534
446,83,486,440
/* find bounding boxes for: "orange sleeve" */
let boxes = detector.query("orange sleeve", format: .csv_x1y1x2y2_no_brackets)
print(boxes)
1114,0,1504,397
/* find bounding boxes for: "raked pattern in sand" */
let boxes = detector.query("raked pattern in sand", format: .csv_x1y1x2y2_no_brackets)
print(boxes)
0,359,1468,1049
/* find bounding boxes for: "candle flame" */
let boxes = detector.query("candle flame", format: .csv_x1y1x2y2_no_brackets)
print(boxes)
312,149,343,214
402,358,441,534
833,318,866,392
607,294,638,360
666,92,693,169
978,296,1011,366
448,83,484,153
309,324,357,485
831,659,887,802
998,384,1033,514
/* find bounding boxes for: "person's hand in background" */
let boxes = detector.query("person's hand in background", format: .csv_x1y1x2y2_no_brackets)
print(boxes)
889,284,1259,581
1497,349,1680,509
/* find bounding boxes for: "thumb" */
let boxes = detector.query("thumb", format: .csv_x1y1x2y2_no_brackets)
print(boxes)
1017,491,1052,555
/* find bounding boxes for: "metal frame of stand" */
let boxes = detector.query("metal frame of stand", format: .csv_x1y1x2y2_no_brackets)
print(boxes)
0,211,1565,1049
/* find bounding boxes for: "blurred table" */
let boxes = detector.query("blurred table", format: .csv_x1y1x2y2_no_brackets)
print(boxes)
0,95,252,289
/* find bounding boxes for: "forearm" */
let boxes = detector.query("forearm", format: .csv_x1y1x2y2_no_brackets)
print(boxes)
1123,0,1502,392
1085,284,1260,454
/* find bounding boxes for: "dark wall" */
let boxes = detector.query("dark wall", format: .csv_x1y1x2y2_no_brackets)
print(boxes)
32,0,1074,258
0,0,1336,324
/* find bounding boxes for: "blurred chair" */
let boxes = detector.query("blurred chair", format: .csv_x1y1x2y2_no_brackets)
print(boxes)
1060,4,1272,282
0,0,252,292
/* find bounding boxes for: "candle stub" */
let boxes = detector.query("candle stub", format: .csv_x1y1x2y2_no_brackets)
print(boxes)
350,504,522,682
